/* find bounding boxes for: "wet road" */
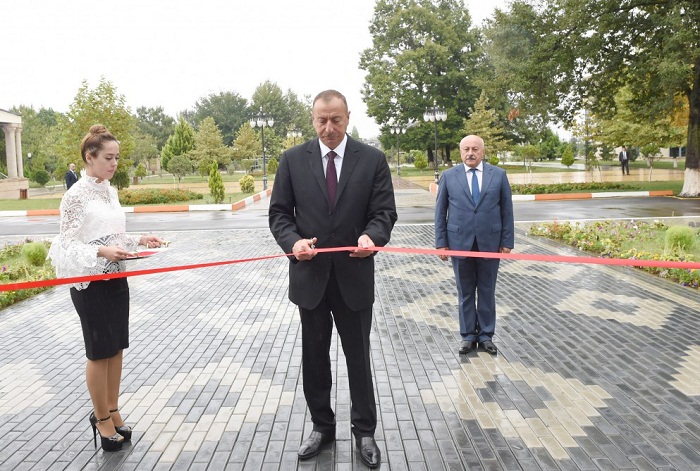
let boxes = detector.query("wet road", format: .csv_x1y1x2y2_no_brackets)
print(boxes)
1,196,698,237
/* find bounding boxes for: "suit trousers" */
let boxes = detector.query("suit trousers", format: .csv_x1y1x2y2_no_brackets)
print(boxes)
452,242,500,342
621,159,630,175
299,266,376,438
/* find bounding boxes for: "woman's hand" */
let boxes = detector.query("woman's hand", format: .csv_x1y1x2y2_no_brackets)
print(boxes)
98,245,132,262
139,235,164,248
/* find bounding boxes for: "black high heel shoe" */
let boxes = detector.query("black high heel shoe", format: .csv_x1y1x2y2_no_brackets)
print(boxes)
89,412,124,452
109,408,132,441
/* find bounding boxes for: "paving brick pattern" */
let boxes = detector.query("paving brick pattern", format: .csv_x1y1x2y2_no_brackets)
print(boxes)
1,225,699,470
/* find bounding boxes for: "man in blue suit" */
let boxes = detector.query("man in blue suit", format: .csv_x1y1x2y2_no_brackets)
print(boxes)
435,135,514,355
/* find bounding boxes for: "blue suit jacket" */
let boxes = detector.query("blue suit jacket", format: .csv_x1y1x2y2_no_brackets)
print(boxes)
434,162,514,253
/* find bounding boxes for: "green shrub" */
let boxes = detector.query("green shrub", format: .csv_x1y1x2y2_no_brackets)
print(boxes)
33,169,51,186
414,153,428,170
267,157,278,174
118,188,203,205
665,226,696,252
239,174,255,193
209,163,225,204
22,242,48,266
135,162,147,178
488,156,500,166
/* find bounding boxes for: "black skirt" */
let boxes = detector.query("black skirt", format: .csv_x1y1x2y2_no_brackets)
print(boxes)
70,278,130,360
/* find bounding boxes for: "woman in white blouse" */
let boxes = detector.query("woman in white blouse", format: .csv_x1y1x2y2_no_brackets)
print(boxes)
48,125,162,452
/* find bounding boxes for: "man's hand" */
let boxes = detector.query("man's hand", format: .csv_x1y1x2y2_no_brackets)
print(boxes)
350,234,375,258
437,246,450,261
499,247,512,254
292,237,317,261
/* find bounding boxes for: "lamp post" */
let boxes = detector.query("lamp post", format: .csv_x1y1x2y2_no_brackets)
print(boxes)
423,103,447,184
287,129,302,146
389,124,406,176
250,107,274,190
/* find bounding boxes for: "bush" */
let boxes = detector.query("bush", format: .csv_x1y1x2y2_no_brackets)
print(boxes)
21,242,48,266
267,157,278,174
414,153,428,170
118,188,203,205
665,226,696,252
209,163,225,204
239,174,255,193
135,162,147,179
488,156,500,166
32,169,51,186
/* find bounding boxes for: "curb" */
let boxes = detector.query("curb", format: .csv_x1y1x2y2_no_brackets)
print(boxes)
0,188,676,218
4,189,273,218
429,182,673,201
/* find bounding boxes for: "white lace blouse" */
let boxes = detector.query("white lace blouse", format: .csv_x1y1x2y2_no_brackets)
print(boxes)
48,176,140,290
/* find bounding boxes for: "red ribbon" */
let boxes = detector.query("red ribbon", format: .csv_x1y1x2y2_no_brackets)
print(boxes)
2,246,698,292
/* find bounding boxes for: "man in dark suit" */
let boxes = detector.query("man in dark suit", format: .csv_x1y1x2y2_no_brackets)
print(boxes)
65,163,78,189
269,90,396,468
619,145,630,175
435,135,514,356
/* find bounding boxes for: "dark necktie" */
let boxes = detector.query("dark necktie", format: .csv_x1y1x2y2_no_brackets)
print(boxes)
326,151,338,210
470,168,479,204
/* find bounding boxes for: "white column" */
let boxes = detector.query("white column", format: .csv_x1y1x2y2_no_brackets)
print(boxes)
14,125,24,178
2,124,18,179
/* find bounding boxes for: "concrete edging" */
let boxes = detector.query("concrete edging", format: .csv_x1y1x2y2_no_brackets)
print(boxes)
0,188,675,217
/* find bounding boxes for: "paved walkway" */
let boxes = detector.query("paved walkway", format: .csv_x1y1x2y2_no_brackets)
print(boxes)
1,194,699,470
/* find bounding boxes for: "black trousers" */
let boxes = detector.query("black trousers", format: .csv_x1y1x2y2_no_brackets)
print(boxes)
621,159,630,174
299,267,376,438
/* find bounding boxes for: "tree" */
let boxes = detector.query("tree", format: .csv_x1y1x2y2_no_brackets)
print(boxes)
9,105,62,177
190,117,231,174
208,162,225,203
360,0,480,167
111,158,133,190
168,154,193,186
131,131,160,168
231,123,261,162
486,0,700,196
161,117,195,171
134,162,147,183
464,91,510,160
57,78,135,169
135,106,175,150
561,145,575,167
186,91,249,146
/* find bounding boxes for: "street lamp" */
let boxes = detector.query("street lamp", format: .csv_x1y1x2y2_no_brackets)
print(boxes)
250,107,274,190
389,124,406,176
423,103,447,184
287,129,302,146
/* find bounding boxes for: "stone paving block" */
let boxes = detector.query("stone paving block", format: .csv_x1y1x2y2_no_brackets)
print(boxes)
2,226,700,469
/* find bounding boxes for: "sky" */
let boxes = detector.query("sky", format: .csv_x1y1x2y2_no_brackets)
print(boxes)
2,0,508,139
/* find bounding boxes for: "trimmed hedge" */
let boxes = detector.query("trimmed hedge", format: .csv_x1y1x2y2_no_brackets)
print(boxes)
511,182,638,195
118,188,204,205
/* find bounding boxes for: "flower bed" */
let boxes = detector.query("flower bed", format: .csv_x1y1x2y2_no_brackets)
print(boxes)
1,240,55,309
512,182,637,195
529,220,699,289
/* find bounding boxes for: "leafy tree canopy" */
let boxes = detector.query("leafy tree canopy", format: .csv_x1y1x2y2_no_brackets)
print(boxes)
57,78,136,170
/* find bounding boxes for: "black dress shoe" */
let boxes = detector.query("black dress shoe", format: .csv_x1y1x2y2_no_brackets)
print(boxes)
356,436,381,468
298,431,335,460
480,340,498,355
459,340,476,354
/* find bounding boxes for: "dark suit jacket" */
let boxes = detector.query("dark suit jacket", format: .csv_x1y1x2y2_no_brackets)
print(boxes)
65,170,78,189
619,150,629,162
269,136,397,311
435,162,514,253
